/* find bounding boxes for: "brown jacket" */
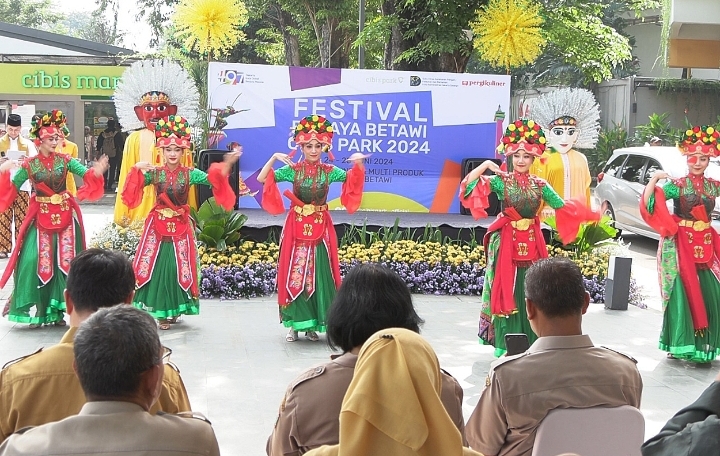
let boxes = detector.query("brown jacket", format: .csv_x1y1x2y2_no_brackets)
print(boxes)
267,352,466,456
0,327,192,442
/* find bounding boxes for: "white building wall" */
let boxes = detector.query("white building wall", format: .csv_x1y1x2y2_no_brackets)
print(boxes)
0,36,93,56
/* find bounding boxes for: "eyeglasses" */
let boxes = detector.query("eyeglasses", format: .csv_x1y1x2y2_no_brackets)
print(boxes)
155,346,172,365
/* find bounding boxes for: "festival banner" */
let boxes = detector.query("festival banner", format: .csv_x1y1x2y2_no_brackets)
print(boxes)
207,63,510,213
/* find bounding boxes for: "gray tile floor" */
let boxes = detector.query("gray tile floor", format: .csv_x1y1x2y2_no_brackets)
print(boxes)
0,205,717,455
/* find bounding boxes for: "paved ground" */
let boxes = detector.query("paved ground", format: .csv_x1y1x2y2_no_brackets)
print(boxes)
0,203,717,455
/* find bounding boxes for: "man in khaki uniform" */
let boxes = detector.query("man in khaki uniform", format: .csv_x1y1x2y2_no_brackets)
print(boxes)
0,306,219,456
267,263,466,456
0,249,191,442
466,258,643,456
0,114,36,257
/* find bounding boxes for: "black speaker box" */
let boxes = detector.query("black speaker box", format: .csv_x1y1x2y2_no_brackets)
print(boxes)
604,257,633,311
197,149,240,210
460,158,502,216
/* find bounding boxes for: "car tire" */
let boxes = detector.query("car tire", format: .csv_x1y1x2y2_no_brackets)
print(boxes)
603,202,622,239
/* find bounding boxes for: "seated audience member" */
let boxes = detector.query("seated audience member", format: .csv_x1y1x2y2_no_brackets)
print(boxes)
267,263,466,456
641,369,720,456
304,328,483,456
466,257,643,456
0,249,191,442
0,306,219,455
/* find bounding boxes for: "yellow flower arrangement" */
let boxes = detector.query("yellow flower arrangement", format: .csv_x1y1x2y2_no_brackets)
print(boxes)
173,0,249,59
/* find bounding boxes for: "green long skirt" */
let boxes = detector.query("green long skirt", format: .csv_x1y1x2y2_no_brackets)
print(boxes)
8,222,81,325
659,269,720,363
133,243,200,320
281,244,335,333
479,231,537,357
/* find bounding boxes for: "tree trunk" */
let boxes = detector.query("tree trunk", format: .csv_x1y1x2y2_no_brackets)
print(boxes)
272,3,300,66
319,20,332,68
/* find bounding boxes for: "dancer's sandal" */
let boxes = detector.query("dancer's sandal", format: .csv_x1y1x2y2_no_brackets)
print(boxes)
306,331,319,342
53,319,67,327
167,316,179,324
158,319,171,330
286,329,299,342
28,323,41,329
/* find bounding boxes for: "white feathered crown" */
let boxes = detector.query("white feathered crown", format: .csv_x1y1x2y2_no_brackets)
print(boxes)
114,59,199,131
531,88,600,149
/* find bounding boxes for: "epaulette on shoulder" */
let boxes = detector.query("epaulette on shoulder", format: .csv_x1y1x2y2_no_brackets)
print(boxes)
2,348,43,370
158,411,212,425
290,365,326,391
600,346,637,364
490,351,529,371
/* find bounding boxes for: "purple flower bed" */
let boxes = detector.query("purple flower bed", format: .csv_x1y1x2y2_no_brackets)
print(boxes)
200,261,644,308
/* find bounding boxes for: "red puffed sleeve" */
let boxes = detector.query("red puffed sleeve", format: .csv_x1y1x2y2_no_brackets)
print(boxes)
554,198,601,245
640,187,678,238
0,171,18,212
120,167,146,209
261,169,285,215
76,170,105,201
459,176,490,220
341,163,364,214
207,162,236,211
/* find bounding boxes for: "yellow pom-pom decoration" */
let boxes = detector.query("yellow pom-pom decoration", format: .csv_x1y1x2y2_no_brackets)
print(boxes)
508,124,516,131
327,126,333,133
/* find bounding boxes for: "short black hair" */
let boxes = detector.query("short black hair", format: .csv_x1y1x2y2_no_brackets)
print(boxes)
525,257,586,318
74,306,161,399
66,248,135,313
106,119,116,128
326,263,424,352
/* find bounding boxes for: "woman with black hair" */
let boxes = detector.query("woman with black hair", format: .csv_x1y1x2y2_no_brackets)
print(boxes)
266,263,465,456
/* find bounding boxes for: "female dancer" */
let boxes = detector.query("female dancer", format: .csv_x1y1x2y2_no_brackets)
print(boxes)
460,118,597,356
122,115,238,330
258,115,364,342
0,110,107,327
641,126,720,363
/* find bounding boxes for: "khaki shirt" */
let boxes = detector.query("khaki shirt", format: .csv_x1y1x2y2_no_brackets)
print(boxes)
0,327,192,442
466,335,643,456
267,352,466,456
0,401,219,456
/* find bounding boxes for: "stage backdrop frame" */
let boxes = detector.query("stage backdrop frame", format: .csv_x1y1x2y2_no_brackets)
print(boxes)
208,63,510,214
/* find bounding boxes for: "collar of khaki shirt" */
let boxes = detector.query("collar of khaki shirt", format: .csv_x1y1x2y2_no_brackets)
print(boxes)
59,327,79,344
331,352,358,368
527,334,594,353
79,401,145,416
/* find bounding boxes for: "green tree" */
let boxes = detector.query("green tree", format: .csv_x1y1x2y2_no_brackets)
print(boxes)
59,8,124,46
0,0,63,29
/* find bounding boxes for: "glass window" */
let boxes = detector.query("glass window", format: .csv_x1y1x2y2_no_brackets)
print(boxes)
642,159,662,185
603,155,626,177
619,155,647,183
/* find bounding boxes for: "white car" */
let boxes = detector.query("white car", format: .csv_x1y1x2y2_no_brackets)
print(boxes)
594,146,720,240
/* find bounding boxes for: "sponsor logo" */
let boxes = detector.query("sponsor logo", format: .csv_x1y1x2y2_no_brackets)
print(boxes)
410,76,422,86
461,80,506,87
218,70,244,85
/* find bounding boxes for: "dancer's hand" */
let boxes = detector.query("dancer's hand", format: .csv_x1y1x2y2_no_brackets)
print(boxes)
272,153,293,166
0,159,16,173
134,161,155,171
651,171,669,181
222,151,241,176
93,155,109,177
485,160,501,174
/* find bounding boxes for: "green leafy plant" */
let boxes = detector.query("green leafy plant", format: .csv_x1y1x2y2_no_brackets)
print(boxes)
190,197,247,251
545,215,618,255
586,123,628,176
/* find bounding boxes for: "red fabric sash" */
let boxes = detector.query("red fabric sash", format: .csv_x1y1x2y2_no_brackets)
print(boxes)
485,208,547,316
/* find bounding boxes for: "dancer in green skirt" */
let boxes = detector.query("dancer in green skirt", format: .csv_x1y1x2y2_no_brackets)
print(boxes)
641,125,720,363
0,110,107,327
121,115,238,330
258,115,365,342
460,119,598,356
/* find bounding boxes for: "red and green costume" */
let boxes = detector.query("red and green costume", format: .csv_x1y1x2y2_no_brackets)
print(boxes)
262,161,363,333
122,163,234,320
461,172,595,357
0,153,104,325
641,176,720,362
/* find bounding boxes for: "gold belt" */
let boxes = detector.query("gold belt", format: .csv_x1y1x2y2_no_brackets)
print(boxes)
679,220,711,231
294,204,328,216
156,207,184,218
510,218,533,231
36,193,69,204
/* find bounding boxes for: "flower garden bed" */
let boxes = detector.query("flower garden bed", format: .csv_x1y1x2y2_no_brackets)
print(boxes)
90,222,645,307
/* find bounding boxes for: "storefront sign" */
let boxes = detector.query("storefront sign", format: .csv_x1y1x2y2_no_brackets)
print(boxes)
0,63,126,96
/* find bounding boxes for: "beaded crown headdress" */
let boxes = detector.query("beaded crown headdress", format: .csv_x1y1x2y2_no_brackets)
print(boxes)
499,118,547,157
679,125,719,157
29,110,66,142
155,115,193,149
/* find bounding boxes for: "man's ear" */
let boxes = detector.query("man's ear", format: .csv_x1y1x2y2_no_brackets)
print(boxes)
123,290,135,305
581,291,590,315
64,289,74,315
526,298,536,320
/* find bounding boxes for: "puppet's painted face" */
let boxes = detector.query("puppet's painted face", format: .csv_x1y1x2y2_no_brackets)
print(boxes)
547,119,579,154
133,92,178,130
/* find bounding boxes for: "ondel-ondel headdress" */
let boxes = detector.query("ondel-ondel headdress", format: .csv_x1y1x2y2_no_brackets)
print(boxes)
114,59,199,131
531,88,600,149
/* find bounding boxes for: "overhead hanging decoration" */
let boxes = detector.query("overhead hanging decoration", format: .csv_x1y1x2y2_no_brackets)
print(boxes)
471,0,546,72
172,0,249,59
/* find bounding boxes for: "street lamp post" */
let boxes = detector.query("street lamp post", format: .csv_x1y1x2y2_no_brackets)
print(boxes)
358,0,366,69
